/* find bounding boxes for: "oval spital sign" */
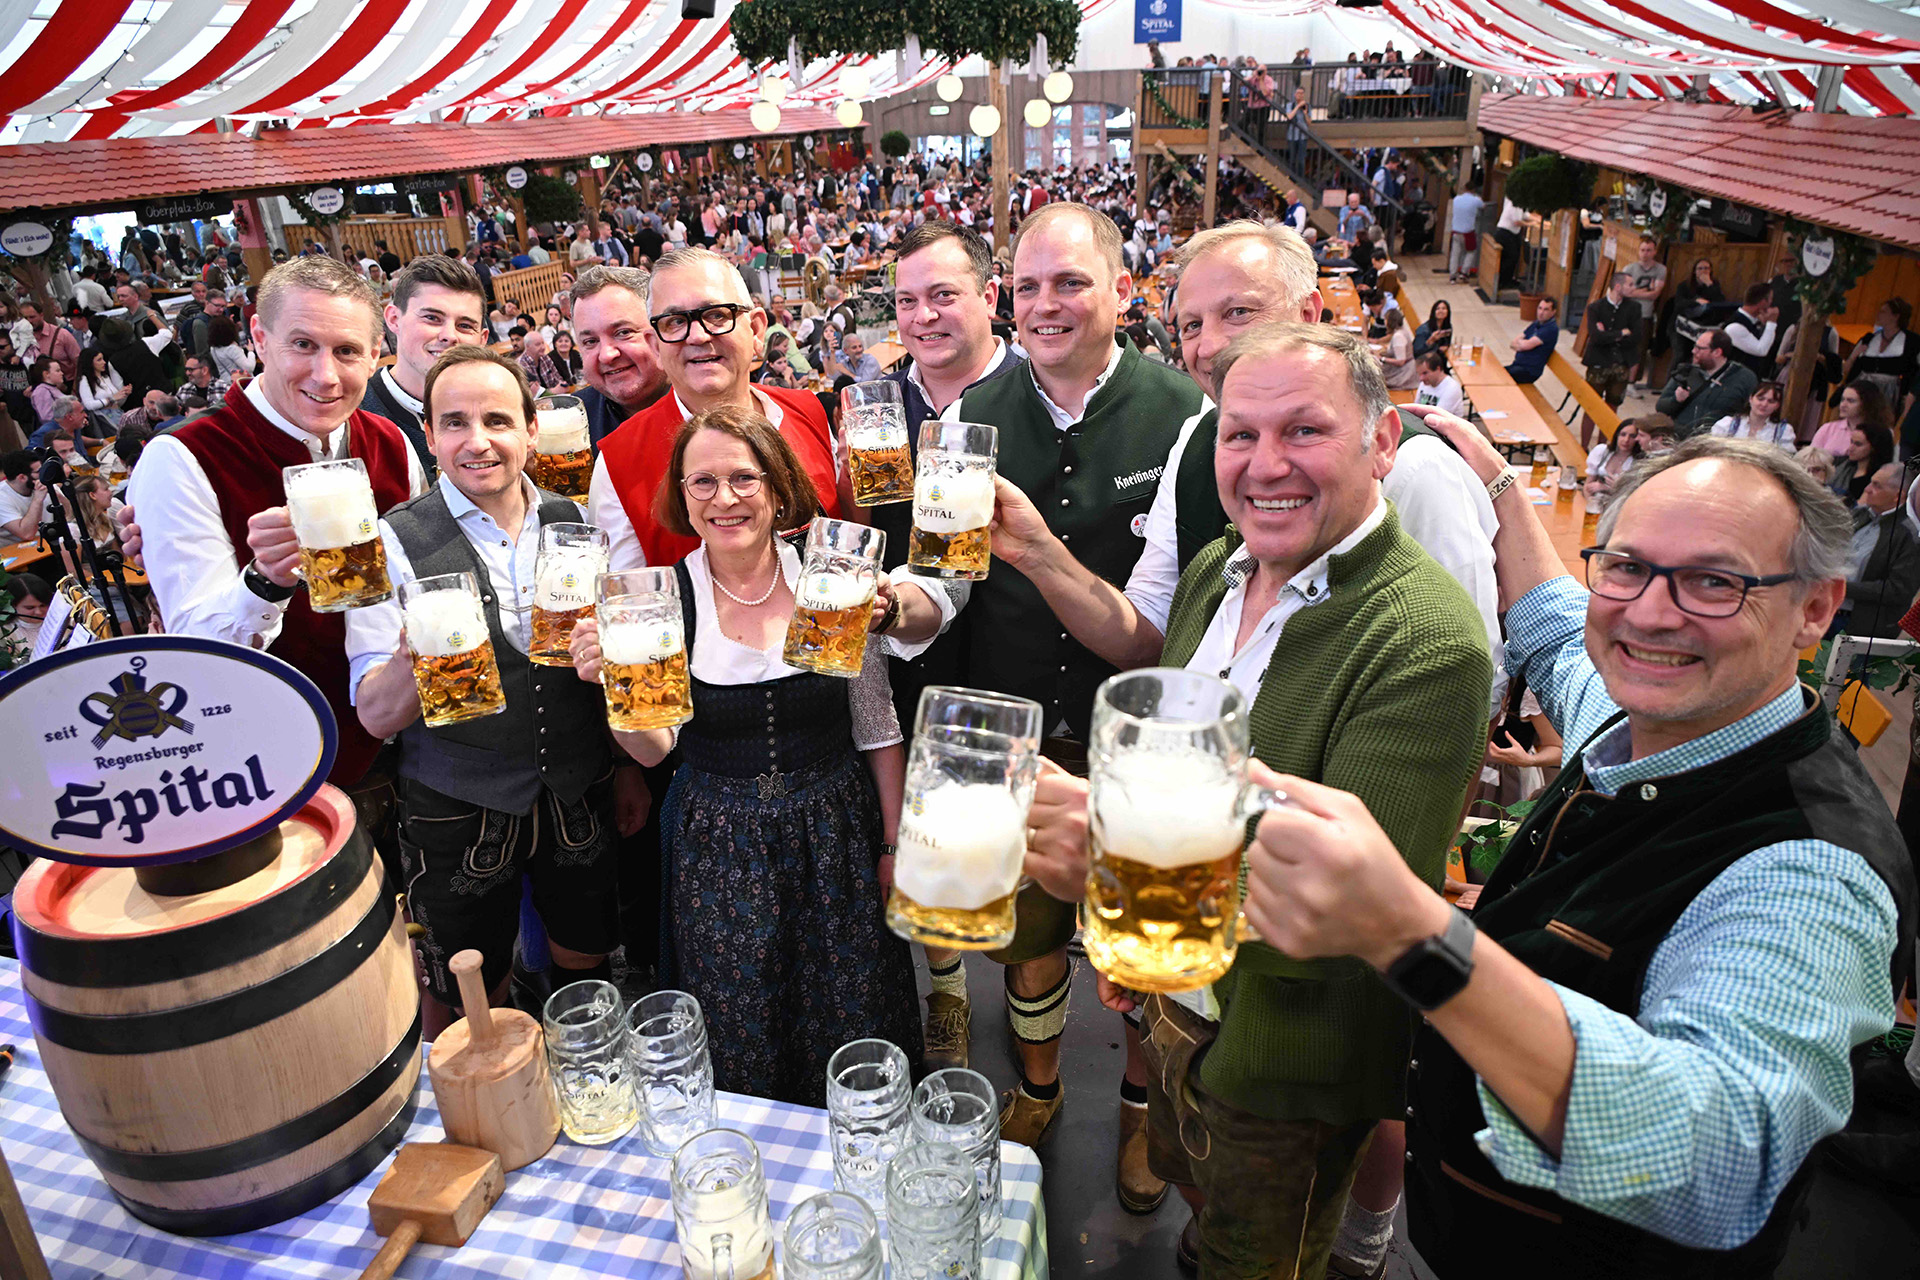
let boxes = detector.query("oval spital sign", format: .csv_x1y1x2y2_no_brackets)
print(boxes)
0,222,55,258
0,637,336,865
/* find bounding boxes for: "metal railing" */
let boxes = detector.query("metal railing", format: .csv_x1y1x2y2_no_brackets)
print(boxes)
1221,75,1403,220
1139,62,1472,130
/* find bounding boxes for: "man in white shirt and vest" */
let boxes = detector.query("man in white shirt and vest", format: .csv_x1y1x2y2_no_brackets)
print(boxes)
359,255,490,478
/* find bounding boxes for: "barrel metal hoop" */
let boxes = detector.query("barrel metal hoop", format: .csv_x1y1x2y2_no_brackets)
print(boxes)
66,1007,422,1182
107,1076,420,1238
12,827,375,989
24,884,396,1054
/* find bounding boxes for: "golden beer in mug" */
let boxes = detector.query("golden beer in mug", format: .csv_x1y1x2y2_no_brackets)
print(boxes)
598,568,693,732
1556,465,1579,510
842,380,915,506
1581,489,1602,543
1529,446,1551,489
782,517,884,679
283,456,392,612
530,522,610,666
528,394,594,503
1083,669,1286,993
399,572,507,727
907,421,997,581
887,687,1042,950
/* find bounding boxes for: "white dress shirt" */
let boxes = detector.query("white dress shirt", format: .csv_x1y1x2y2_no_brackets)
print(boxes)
1726,311,1778,359
952,340,1124,431
345,474,542,702
128,378,428,649
1124,405,1216,636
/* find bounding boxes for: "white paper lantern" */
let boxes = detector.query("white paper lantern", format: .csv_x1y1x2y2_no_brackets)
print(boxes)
761,74,790,104
1043,70,1074,103
841,64,871,101
1023,98,1051,128
936,74,965,102
750,101,782,132
968,104,1001,137
836,99,865,127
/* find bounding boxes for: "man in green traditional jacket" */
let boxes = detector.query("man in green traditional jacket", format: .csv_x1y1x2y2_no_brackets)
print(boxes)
1012,323,1491,1278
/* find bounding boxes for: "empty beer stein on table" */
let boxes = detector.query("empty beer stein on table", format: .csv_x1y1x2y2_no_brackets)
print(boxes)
824,1038,912,1216
542,979,637,1146
910,1068,1002,1240
672,1129,776,1280
398,571,507,727
782,1190,882,1280
596,567,693,732
626,989,716,1157
282,456,391,611
886,1140,982,1280
841,379,914,507
530,522,609,667
782,517,885,679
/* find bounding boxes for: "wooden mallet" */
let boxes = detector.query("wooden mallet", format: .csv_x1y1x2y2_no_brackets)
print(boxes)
428,949,561,1171
357,1142,504,1280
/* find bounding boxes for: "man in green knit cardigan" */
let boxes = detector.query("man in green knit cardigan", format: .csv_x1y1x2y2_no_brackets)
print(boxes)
1015,323,1491,1277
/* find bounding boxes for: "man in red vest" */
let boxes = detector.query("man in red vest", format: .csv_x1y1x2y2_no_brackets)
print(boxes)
126,256,427,787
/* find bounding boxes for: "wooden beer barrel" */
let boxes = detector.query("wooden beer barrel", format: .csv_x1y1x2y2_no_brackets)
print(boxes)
11,785,421,1236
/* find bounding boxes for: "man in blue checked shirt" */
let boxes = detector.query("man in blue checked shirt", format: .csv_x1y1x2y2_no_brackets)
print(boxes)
1237,426,1916,1278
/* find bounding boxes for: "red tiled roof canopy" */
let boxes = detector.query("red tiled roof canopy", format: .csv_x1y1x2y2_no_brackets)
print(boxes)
1478,93,1920,252
0,108,847,213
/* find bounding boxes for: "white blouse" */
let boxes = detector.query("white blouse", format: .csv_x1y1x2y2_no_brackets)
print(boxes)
684,542,903,751
78,368,125,413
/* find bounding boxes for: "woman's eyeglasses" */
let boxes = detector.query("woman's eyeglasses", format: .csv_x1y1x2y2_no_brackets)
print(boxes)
680,469,764,501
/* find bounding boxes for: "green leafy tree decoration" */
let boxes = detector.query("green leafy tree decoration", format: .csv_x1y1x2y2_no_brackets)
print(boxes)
730,0,1080,70
1503,153,1592,217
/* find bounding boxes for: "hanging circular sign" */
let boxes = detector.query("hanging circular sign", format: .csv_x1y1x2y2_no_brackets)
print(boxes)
564,170,579,187
733,143,748,160
1646,187,1667,219
637,152,654,173
0,636,337,866
1801,235,1837,278
307,187,346,216
803,135,816,151
0,221,55,258
506,165,529,190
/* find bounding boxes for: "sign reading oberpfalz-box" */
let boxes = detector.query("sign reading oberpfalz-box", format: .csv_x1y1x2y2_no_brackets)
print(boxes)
0,636,336,865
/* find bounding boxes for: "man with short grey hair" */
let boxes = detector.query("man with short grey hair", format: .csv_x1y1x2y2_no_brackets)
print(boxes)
1844,460,1920,637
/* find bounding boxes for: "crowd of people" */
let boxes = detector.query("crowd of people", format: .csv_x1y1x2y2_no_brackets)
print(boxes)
1,131,1917,1280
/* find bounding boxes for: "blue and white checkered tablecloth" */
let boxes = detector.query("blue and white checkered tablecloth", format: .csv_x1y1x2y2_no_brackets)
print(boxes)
0,960,1047,1280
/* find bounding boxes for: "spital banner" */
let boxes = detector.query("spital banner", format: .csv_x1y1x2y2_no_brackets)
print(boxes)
1135,0,1181,44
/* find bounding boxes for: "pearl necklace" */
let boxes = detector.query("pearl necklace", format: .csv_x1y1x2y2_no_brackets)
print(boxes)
712,556,783,607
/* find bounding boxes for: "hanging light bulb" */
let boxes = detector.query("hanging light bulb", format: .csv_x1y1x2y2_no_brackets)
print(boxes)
761,73,790,104
750,100,782,132
968,104,1001,137
1043,71,1074,103
1024,98,1051,128
841,64,871,101
837,99,865,127
936,74,965,102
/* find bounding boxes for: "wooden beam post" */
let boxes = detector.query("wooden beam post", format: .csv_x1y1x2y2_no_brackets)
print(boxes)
233,197,274,285
1783,307,1827,432
1202,73,1223,230
990,64,1011,256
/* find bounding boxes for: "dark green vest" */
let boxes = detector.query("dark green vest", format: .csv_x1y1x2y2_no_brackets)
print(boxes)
1408,694,1917,1279
386,486,612,814
957,339,1204,739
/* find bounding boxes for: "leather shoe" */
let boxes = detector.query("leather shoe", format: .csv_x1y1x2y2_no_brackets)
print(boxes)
1176,1215,1200,1274
923,992,971,1072
1116,1099,1168,1213
999,1084,1064,1148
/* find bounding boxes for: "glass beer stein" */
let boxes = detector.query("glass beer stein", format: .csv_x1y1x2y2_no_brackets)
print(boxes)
283,457,391,611
886,1142,981,1280
626,989,716,1158
841,379,915,506
907,421,997,581
1083,669,1287,993
596,568,693,732
1529,445,1551,490
530,522,610,667
783,1191,881,1280
887,687,1043,950
672,1130,777,1280
782,517,885,679
528,393,594,503
910,1068,1002,1240
398,572,507,727
542,979,637,1145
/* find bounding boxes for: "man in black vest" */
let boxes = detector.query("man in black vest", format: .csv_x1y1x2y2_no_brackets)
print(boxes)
1724,282,1780,378
360,254,489,479
569,265,670,447
1236,427,1917,1278
346,346,647,1036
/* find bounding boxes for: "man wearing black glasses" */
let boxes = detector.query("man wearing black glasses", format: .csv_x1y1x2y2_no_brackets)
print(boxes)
1230,427,1915,1277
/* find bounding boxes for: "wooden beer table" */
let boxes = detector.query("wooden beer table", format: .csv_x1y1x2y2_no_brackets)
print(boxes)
1,539,51,571
0,960,1048,1280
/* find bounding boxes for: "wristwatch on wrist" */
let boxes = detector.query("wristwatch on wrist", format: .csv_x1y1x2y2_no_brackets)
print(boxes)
1485,466,1519,502
1382,905,1477,1012
242,559,298,604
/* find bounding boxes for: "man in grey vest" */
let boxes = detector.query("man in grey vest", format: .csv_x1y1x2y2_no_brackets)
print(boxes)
346,345,646,1036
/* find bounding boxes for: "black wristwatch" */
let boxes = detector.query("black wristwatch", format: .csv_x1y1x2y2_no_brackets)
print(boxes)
1382,906,1476,1012
242,559,298,604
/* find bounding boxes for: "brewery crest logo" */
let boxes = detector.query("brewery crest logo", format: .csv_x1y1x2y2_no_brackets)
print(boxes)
79,656,194,748
928,482,944,503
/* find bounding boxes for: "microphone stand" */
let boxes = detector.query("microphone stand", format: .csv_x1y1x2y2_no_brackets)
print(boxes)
36,457,142,638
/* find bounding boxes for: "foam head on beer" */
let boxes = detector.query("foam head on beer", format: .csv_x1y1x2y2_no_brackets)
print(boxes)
601,617,685,666
1094,752,1246,869
843,404,909,452
534,401,591,456
893,782,1027,911
912,464,996,534
403,589,489,657
284,464,378,549
796,570,875,610
536,551,603,610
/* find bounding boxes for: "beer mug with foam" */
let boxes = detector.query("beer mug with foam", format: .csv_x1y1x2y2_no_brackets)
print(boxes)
282,457,391,611
887,687,1042,950
595,568,692,732
672,1129,776,1280
783,517,885,679
907,421,997,580
528,393,593,503
841,380,914,506
1084,668,1287,993
397,572,507,728
530,522,609,667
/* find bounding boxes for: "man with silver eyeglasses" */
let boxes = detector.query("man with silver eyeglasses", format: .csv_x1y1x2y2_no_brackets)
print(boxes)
1223,426,1916,1277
